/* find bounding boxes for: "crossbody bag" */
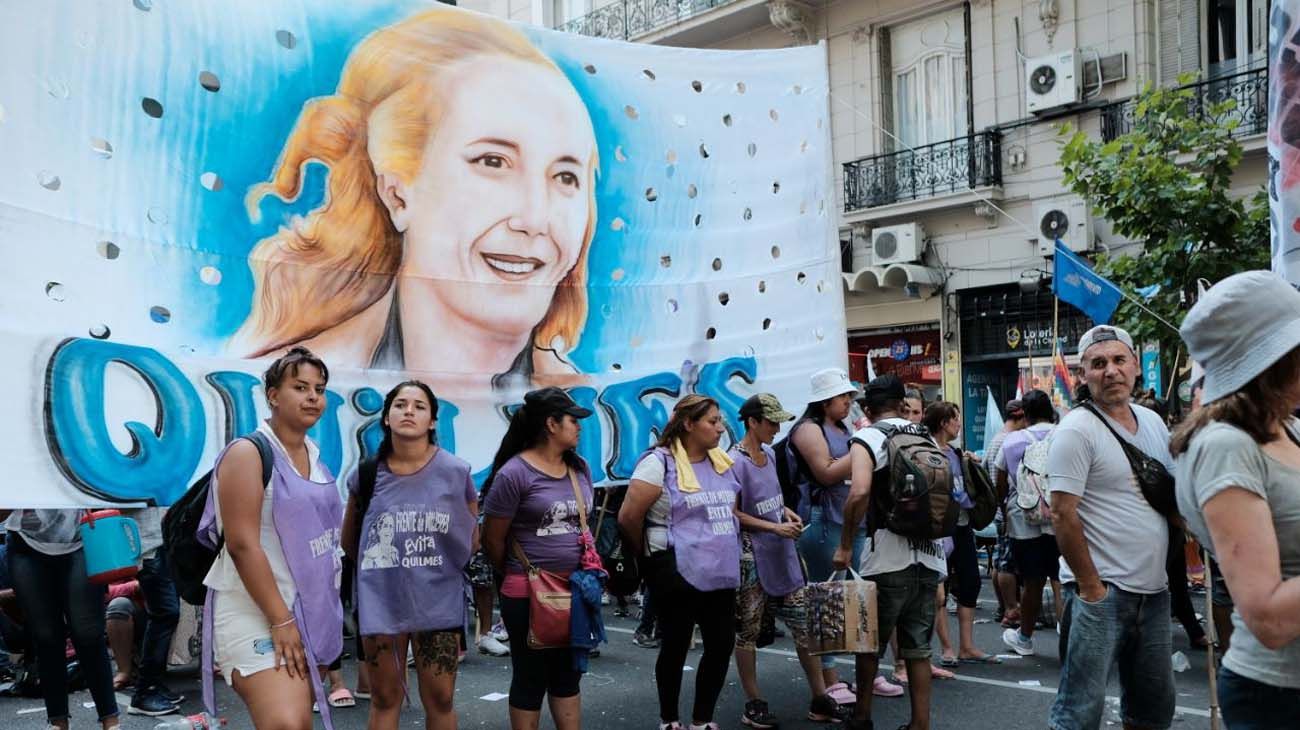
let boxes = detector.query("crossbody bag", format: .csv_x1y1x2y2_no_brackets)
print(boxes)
510,469,590,649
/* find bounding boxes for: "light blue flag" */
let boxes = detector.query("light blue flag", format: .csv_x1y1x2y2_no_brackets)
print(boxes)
1053,240,1123,324
982,386,1004,458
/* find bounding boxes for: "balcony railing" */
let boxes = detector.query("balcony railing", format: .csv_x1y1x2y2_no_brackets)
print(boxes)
842,130,1003,213
1099,66,1268,142
556,0,743,41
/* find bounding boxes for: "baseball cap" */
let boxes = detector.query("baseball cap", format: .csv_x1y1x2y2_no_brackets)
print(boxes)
864,374,906,405
1005,399,1025,418
1077,325,1135,358
523,386,593,419
739,393,796,423
1181,271,1300,405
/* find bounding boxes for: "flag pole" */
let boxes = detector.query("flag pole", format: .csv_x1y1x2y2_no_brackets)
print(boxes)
1118,288,1180,334
1052,295,1061,403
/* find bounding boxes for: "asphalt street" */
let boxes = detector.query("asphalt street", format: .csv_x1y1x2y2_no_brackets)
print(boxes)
0,595,1219,730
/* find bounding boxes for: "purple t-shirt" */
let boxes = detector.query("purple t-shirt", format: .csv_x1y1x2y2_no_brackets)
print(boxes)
482,455,594,576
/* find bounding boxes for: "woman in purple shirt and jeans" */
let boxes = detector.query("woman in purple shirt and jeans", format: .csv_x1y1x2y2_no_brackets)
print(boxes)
483,387,596,730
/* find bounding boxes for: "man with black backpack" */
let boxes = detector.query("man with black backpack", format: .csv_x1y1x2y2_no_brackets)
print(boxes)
834,374,949,730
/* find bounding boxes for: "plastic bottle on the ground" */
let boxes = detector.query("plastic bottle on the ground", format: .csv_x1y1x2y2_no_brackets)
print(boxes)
1171,651,1190,672
153,713,224,730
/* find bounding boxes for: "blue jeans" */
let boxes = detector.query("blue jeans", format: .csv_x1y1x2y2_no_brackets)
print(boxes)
1218,667,1300,729
135,552,180,692
797,507,865,670
7,536,119,723
1049,583,1175,730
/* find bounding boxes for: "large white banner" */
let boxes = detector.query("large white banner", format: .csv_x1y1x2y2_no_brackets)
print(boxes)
0,1,844,506
1271,1,1300,285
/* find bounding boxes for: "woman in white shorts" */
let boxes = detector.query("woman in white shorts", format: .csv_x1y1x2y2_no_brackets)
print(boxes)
202,347,344,730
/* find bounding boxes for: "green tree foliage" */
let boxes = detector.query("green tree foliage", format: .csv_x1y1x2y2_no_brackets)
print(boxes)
1058,74,1270,394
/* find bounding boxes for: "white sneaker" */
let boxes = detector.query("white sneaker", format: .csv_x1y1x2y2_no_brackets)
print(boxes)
1002,627,1035,656
477,634,510,656
490,620,509,643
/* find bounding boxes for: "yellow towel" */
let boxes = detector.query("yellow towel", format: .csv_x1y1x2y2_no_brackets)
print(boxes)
670,438,734,493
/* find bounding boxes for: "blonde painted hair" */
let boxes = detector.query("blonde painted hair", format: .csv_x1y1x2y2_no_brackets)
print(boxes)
236,7,598,359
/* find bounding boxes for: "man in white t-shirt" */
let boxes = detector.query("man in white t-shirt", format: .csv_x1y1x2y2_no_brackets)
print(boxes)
1045,326,1175,730
833,374,945,730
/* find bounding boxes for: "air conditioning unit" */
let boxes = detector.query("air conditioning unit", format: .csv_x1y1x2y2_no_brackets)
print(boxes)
1025,50,1082,114
1035,198,1092,255
871,223,924,266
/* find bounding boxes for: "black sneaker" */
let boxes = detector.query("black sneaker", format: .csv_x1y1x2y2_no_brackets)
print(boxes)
154,683,186,705
742,698,779,729
808,694,852,724
128,688,179,717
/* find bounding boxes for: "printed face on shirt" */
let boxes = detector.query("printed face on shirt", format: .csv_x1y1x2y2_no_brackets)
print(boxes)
536,498,578,536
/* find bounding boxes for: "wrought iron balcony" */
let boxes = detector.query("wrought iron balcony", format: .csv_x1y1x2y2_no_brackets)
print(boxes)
842,130,1003,213
1099,66,1267,142
556,0,743,41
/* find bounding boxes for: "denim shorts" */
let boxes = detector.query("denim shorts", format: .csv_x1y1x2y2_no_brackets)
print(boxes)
869,564,940,660
1048,583,1175,730
1218,666,1300,729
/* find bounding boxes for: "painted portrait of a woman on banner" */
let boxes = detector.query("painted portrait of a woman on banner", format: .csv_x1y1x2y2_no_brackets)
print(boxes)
231,8,596,391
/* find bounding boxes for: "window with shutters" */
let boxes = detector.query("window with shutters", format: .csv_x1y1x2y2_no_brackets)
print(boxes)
1206,0,1270,78
1159,0,1202,86
1160,0,1271,84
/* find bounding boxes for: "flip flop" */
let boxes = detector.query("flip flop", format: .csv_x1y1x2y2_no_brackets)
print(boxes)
959,654,1003,665
939,656,960,668
930,665,956,680
328,687,357,708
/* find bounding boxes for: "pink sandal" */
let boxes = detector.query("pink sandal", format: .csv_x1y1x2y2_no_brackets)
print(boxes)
826,681,857,705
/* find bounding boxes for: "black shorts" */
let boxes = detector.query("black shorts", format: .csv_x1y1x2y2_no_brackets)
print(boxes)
1009,535,1060,581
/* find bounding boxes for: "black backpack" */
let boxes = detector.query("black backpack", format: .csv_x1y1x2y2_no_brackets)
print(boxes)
771,433,803,510
349,457,381,555
163,432,273,606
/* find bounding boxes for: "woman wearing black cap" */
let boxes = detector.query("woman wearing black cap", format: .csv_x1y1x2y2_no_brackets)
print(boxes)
482,387,596,730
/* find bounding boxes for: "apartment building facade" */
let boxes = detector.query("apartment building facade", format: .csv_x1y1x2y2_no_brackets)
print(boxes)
462,0,1272,442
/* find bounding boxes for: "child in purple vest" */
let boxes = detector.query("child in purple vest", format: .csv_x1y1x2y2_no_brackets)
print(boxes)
341,381,478,730
730,394,851,728
619,394,742,730
202,347,344,730
482,387,596,730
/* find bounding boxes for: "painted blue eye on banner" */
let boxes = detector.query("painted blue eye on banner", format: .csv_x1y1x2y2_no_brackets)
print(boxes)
0,0,845,506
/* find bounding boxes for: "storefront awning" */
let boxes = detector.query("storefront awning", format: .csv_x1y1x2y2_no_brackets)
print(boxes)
841,264,945,302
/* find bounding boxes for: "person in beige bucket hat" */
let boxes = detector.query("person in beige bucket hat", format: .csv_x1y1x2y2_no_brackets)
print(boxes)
1170,270,1300,729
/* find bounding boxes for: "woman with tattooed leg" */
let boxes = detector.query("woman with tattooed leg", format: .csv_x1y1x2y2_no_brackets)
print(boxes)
342,381,479,730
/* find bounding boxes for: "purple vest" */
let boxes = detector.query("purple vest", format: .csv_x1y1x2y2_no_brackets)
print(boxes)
356,450,474,635
730,444,805,597
201,438,343,729
658,447,741,592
